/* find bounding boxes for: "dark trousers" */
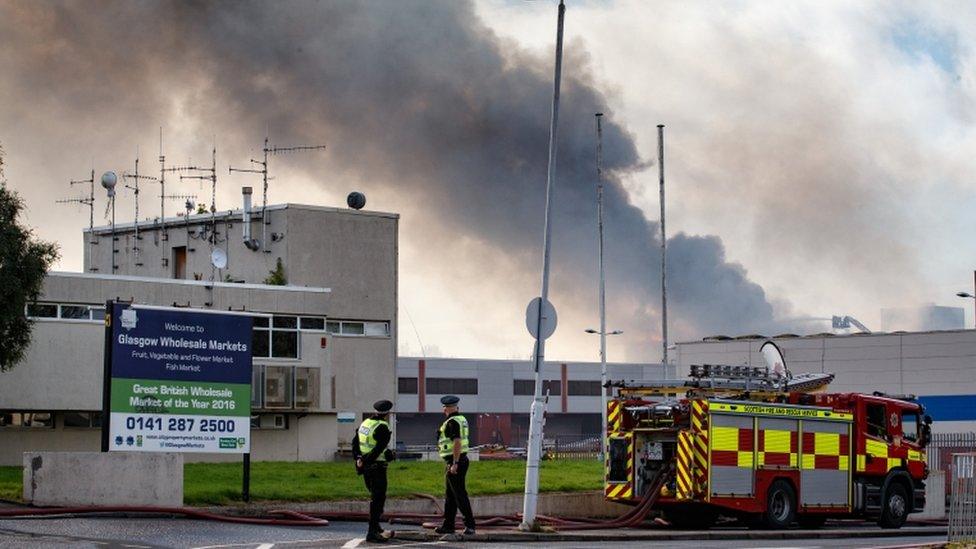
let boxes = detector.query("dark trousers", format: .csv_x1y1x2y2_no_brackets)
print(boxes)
363,463,388,535
442,455,475,530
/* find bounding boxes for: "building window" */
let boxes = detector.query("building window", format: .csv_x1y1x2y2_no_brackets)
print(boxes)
398,377,418,394
26,303,57,318
300,317,325,331
326,320,390,337
252,315,299,359
568,380,602,396
25,303,105,321
63,412,102,428
514,379,561,396
426,377,477,395
0,412,55,428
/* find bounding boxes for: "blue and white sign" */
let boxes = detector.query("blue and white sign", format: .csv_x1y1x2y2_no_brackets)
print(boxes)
106,303,255,453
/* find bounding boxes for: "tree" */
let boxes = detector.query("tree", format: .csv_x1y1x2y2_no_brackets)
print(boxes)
263,257,286,285
0,143,59,371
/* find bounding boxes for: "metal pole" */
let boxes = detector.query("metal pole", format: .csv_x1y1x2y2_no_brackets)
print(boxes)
111,195,117,273
101,300,114,452
88,170,95,270
595,113,607,461
243,452,251,502
521,0,565,531
262,136,269,253
658,125,668,368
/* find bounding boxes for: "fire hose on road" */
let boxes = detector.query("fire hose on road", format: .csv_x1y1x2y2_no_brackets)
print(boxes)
0,466,673,531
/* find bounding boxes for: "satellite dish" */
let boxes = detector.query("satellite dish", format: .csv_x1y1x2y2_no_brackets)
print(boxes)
347,191,366,210
101,171,117,197
760,340,788,377
211,248,227,269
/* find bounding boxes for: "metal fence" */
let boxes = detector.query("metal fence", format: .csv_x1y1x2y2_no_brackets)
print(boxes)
545,435,601,460
927,433,976,498
949,453,976,542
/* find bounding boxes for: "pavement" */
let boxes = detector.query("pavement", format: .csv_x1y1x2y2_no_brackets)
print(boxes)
0,516,949,549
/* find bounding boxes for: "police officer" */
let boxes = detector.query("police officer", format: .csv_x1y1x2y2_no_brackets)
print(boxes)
353,399,396,543
434,395,476,535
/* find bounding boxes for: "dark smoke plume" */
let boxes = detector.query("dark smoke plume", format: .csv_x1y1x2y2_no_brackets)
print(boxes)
0,0,784,359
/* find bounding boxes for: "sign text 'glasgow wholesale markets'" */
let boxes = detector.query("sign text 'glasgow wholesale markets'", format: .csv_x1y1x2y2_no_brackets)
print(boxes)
105,303,255,453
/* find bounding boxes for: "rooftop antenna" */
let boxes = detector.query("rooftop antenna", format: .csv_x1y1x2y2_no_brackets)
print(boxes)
229,133,325,253
56,168,97,271
100,171,119,273
179,141,220,279
122,150,158,268
153,127,170,267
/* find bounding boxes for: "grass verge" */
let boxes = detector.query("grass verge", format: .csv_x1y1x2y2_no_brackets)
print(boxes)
0,459,602,505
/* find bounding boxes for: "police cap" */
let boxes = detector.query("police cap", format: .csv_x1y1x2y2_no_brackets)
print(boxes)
440,395,460,406
373,399,393,413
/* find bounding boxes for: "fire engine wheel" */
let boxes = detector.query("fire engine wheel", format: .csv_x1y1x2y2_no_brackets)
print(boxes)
878,483,908,529
762,480,797,529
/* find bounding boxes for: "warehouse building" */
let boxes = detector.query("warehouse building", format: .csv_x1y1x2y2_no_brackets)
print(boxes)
673,330,976,433
394,357,672,446
0,198,398,465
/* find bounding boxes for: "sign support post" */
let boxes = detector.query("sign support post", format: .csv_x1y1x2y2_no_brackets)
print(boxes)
101,299,115,452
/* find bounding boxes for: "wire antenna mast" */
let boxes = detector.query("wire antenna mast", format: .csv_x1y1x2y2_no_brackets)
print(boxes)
229,135,325,252
122,151,158,267
56,169,97,271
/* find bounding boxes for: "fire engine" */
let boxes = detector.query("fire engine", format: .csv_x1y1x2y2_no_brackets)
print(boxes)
604,341,932,529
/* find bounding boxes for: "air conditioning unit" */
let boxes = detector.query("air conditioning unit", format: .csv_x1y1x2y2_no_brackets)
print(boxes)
295,367,319,409
259,414,287,430
264,367,290,408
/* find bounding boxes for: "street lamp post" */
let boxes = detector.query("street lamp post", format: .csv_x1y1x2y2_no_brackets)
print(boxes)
585,328,622,459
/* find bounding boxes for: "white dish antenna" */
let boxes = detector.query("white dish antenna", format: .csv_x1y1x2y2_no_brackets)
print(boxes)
100,171,117,197
211,248,227,270
760,340,788,377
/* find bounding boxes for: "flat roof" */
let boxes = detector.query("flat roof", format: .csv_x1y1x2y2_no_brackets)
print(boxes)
49,271,331,294
677,327,976,345
88,203,398,235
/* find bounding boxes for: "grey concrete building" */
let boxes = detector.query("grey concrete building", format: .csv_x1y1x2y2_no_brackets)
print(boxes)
394,357,671,446
673,330,976,434
0,200,398,465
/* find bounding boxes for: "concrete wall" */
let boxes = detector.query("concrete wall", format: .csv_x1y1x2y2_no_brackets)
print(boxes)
24,451,183,507
673,330,976,433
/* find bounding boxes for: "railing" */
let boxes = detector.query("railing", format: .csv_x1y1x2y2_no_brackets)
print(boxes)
949,453,976,542
396,434,603,461
927,433,976,498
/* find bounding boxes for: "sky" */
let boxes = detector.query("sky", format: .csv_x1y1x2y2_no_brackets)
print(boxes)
1,1,975,363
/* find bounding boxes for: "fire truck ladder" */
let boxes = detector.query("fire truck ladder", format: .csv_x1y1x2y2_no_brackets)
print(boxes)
611,364,834,398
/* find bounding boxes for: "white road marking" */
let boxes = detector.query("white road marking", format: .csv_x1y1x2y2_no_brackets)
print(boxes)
341,538,364,549
255,544,275,549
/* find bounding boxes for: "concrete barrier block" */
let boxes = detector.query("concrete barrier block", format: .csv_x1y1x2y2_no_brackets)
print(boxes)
23,451,183,507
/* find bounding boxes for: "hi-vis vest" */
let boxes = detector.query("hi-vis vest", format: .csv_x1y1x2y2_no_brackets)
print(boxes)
358,418,390,461
438,415,470,458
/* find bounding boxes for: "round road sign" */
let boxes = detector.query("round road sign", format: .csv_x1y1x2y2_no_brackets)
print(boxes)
525,297,558,340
